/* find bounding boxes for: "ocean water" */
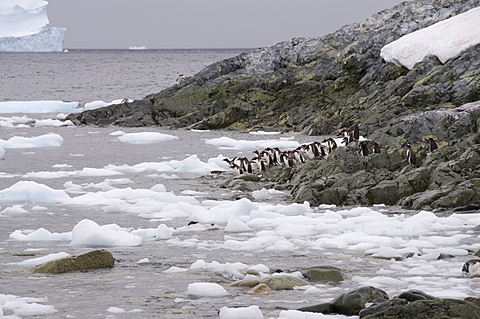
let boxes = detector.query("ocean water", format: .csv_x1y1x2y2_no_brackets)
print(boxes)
1,50,480,319
0,49,248,105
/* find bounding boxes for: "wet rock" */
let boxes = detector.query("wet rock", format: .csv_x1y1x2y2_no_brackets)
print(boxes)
259,275,309,291
396,290,437,302
30,249,115,274
361,298,480,319
465,297,480,307
248,283,271,295
230,279,261,288
304,266,345,283
359,298,407,318
298,286,389,316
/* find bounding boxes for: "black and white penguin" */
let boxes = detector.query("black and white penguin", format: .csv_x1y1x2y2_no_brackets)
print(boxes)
372,142,381,154
238,157,253,174
352,125,360,142
403,143,417,165
462,259,480,276
427,137,438,152
359,141,370,156
176,74,186,85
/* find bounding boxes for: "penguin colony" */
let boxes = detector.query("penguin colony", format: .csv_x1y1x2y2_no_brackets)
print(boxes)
223,126,439,175
224,126,378,175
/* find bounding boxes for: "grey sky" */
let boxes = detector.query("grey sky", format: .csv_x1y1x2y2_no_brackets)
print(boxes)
47,0,408,49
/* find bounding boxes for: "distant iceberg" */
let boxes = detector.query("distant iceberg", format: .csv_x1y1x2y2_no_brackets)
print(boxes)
0,0,65,52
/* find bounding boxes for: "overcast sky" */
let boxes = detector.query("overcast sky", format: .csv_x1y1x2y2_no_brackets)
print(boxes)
47,0,409,49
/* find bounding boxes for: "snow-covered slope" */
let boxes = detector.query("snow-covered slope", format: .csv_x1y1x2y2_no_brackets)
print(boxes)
381,6,480,69
0,0,65,52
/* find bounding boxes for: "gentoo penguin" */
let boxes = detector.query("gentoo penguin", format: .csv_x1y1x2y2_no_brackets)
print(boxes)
372,142,381,154
176,74,186,85
403,143,417,165
427,137,438,152
352,125,360,141
359,141,370,156
462,259,480,276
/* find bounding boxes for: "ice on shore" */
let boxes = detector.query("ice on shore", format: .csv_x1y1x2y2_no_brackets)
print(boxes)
381,7,480,69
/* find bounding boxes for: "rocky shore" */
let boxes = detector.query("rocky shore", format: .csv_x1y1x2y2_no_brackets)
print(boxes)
67,0,480,210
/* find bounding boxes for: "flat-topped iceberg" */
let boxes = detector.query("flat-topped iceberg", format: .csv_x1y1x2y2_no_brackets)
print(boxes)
0,0,65,52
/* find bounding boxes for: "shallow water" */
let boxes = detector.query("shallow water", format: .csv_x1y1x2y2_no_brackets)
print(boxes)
0,123,479,318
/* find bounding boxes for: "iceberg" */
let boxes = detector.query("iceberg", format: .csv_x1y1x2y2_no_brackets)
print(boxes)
0,0,65,52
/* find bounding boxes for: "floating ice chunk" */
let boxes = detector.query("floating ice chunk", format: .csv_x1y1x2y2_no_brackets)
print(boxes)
225,215,252,232
34,119,74,127
0,181,70,203
190,259,207,270
219,305,264,319
70,219,142,247
78,167,124,177
10,251,70,268
1,205,28,214
156,224,173,240
117,132,179,144
0,101,78,113
10,228,71,241
2,297,58,316
164,266,189,273
187,282,228,297
0,133,63,148
136,258,149,264
106,306,126,313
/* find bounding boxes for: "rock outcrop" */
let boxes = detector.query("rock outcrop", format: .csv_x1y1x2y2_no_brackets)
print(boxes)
68,0,480,136
30,249,115,274
296,288,480,318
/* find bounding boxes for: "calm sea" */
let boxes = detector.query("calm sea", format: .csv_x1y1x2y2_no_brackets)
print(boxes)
0,49,249,105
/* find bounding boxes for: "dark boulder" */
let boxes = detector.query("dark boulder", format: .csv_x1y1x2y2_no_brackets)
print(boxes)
361,299,480,319
297,286,388,316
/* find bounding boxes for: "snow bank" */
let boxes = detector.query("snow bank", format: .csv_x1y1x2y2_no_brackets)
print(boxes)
381,7,480,69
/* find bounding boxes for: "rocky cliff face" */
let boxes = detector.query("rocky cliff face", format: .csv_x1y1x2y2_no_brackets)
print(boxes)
68,0,480,210
69,0,480,135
